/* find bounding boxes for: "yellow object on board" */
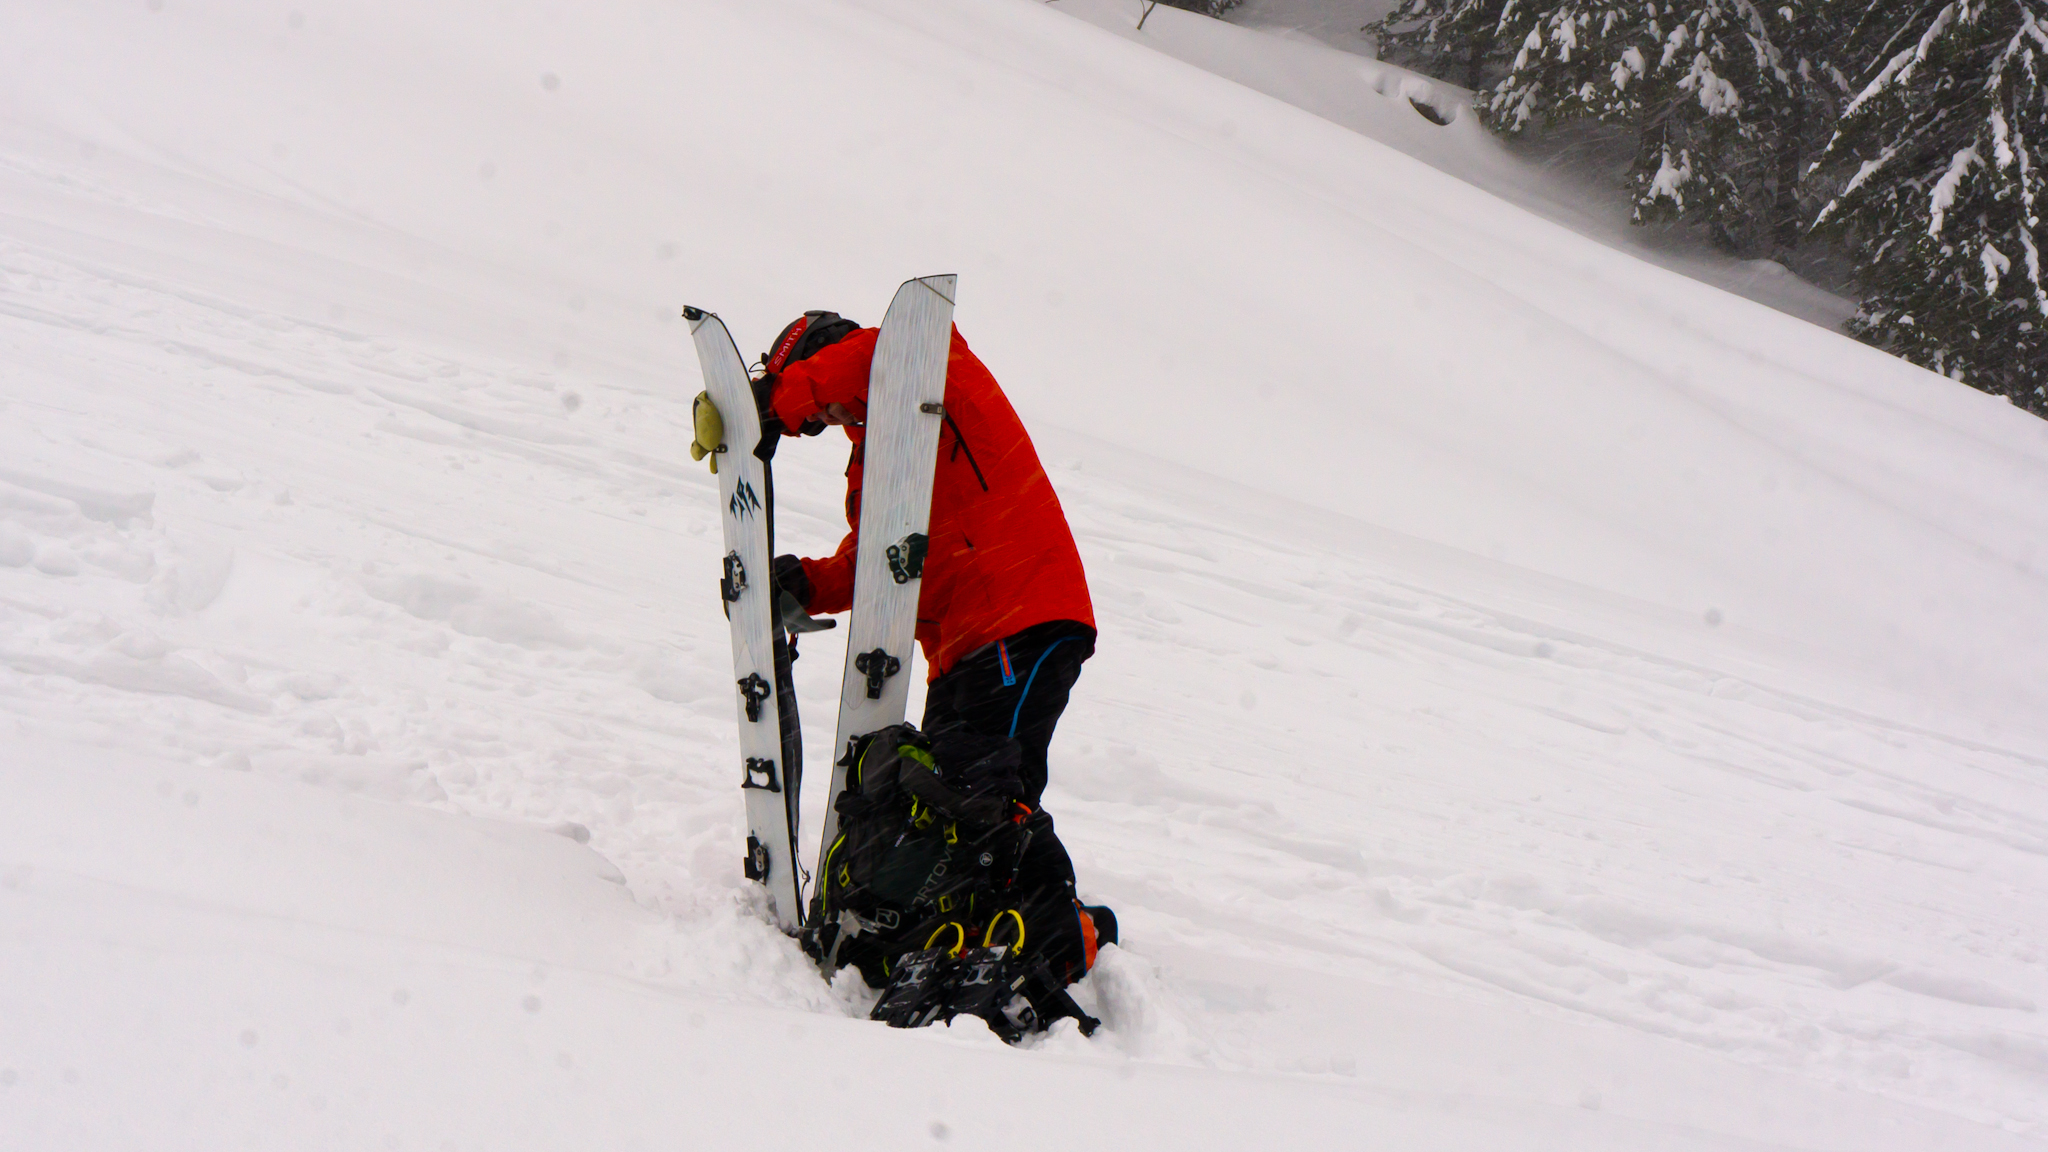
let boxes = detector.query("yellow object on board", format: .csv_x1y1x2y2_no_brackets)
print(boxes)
690,391,725,474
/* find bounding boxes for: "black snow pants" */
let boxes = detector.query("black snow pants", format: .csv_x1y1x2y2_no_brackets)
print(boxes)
920,618,1095,806
918,618,1098,984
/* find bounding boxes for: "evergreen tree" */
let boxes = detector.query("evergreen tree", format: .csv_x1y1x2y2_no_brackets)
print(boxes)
1763,10,1856,250
1814,0,2048,413
1366,0,1512,91
1480,0,1839,252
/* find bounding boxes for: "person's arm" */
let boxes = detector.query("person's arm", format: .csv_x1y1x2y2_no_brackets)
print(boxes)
798,529,858,616
768,328,878,432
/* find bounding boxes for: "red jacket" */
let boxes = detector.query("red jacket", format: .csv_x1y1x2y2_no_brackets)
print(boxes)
771,326,1093,678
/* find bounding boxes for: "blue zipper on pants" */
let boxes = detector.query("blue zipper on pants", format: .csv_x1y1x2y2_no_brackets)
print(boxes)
1008,637,1076,738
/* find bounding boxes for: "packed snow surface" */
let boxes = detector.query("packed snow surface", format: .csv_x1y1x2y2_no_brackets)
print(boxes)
5,1,2048,1148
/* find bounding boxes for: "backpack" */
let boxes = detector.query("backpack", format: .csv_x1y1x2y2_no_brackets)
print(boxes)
813,723,1035,944
803,723,1107,1041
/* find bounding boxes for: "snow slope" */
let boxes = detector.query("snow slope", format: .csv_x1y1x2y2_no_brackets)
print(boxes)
5,0,2048,1148
1064,0,1858,327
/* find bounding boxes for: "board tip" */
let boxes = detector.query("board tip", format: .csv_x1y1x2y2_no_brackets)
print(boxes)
911,274,958,306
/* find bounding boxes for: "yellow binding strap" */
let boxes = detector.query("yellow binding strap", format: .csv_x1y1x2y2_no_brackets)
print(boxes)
986,908,1026,954
925,921,968,958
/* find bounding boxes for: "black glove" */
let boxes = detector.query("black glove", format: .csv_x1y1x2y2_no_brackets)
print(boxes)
773,555,834,634
752,373,786,439
773,554,812,605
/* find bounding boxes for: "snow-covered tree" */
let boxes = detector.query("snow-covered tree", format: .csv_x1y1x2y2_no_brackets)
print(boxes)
1481,0,1840,252
1814,0,2048,412
1366,0,1512,91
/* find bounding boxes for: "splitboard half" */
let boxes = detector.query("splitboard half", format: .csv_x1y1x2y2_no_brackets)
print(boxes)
811,274,957,931
685,305,805,934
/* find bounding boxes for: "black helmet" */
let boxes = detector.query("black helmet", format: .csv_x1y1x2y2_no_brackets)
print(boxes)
762,310,859,376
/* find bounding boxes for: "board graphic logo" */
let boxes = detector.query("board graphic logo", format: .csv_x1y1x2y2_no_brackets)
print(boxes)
729,480,762,520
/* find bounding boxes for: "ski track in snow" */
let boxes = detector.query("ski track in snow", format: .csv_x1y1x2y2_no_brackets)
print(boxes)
5,165,2048,1136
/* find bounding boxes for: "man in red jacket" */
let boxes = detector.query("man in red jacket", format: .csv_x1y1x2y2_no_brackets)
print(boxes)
757,310,1114,991
760,311,1095,807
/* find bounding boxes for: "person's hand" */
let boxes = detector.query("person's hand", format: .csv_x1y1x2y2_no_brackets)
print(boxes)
773,555,834,633
773,555,812,604
751,374,787,439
